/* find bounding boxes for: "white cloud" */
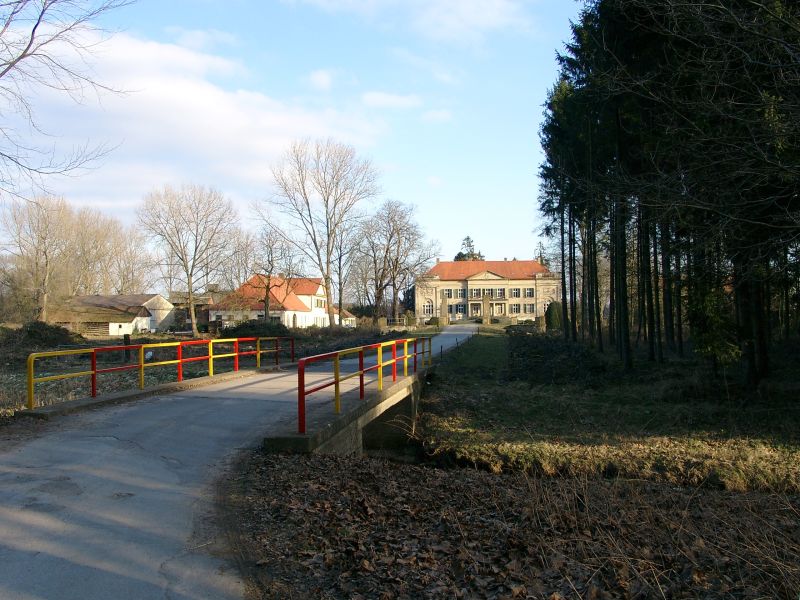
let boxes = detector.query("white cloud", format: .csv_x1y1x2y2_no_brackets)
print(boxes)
391,48,460,84
26,33,384,221
413,0,529,42
307,69,335,91
422,109,452,123
286,0,530,42
165,27,239,51
362,91,422,109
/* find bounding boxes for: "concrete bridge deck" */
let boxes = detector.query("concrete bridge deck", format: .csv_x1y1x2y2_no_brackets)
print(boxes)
0,324,476,600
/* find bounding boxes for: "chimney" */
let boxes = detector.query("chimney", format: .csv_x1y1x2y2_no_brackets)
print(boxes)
504,257,507,261
436,258,440,263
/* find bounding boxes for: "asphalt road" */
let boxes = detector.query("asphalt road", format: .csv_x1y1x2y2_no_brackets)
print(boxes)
0,323,477,600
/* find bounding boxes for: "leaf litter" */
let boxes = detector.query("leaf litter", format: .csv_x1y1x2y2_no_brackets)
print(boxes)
225,451,799,599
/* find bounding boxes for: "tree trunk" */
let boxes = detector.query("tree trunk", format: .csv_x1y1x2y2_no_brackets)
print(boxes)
592,221,603,352
616,196,632,370
608,202,616,347
187,281,199,338
560,201,569,340
660,221,675,351
652,223,663,363
569,209,578,342
675,247,684,357
324,273,337,328
642,209,656,362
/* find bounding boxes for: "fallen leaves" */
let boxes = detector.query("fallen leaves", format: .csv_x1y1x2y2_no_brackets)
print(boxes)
228,451,800,599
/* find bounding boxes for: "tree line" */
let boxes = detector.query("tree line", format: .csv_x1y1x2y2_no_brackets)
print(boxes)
1,139,438,335
539,0,800,384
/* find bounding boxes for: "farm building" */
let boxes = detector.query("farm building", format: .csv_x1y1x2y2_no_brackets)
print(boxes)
50,294,175,336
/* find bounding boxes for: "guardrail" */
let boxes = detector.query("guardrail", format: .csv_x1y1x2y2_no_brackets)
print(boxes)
26,336,295,410
296,336,432,434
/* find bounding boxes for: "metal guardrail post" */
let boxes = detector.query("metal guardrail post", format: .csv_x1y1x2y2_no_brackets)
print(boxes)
413,339,418,373
208,340,214,377
256,338,261,368
234,339,239,371
26,355,35,410
358,349,365,399
334,354,341,413
392,342,397,382
403,340,409,376
377,345,383,391
139,346,145,389
177,343,183,381
91,351,97,397
298,360,306,434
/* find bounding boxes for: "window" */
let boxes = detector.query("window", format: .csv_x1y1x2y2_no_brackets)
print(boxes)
423,300,434,316
444,289,453,299
524,304,536,314
510,304,521,314
448,304,454,313
511,288,521,298
496,288,506,299
524,288,535,297
483,288,495,298
455,304,466,314
470,288,482,298
456,288,466,298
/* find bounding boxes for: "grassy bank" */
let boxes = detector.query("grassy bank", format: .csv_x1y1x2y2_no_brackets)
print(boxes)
420,329,800,492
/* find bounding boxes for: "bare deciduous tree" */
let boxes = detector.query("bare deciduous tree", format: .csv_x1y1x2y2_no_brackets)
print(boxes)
1,196,155,322
0,196,70,320
220,227,259,292
269,138,380,328
138,184,236,337
0,0,131,192
355,200,439,321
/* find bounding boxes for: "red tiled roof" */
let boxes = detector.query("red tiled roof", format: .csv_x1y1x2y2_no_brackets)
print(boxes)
422,260,549,280
214,275,313,312
288,277,323,296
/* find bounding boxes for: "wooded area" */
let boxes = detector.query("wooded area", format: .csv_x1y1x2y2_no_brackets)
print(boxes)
539,0,800,384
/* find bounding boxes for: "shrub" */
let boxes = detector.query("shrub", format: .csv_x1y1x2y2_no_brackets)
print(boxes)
427,317,440,327
220,320,289,338
545,301,563,331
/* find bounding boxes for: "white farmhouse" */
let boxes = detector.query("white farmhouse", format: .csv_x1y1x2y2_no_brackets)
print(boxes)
209,275,336,329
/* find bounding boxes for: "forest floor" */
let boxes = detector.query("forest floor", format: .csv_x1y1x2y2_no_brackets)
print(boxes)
226,328,800,599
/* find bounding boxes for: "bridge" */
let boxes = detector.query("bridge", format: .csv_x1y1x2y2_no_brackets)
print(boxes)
0,323,476,600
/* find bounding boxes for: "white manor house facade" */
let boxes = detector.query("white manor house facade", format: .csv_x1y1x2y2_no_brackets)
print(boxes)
414,259,561,324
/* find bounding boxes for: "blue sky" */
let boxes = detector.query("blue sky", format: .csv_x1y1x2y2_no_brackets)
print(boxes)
38,0,582,262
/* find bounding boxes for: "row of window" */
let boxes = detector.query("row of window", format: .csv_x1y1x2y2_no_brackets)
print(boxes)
443,288,535,299
314,299,327,308
443,303,537,315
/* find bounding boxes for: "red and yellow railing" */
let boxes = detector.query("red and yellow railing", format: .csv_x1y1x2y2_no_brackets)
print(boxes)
296,337,432,434
26,336,295,410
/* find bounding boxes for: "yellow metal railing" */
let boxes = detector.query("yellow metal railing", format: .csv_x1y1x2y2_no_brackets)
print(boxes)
26,336,295,410
296,336,433,433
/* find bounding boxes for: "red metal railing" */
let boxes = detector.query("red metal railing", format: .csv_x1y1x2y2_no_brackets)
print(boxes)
27,336,295,409
296,337,432,434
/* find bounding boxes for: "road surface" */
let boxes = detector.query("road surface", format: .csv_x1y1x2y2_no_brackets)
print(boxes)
0,323,477,600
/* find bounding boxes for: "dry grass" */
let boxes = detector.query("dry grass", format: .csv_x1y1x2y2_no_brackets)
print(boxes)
420,332,800,493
